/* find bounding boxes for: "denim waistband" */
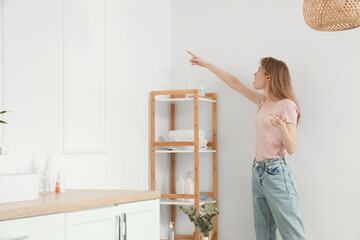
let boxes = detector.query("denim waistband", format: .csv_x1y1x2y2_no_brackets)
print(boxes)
253,157,286,167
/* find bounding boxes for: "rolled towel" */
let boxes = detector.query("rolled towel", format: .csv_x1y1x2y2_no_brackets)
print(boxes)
168,129,206,141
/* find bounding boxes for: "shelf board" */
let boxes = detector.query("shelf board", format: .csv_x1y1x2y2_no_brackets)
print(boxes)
160,199,217,206
155,97,216,103
156,149,216,153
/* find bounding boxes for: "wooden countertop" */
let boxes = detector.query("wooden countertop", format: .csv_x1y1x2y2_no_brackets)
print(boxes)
0,189,160,221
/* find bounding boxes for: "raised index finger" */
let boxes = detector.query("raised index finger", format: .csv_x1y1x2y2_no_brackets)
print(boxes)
186,50,198,58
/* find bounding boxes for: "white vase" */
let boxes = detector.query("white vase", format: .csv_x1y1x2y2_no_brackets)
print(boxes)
201,233,212,240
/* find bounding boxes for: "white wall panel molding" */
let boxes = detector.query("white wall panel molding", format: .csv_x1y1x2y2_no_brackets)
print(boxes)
63,0,107,154
0,0,4,151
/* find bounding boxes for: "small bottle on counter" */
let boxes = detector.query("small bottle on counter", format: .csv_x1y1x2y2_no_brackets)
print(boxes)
44,155,54,192
55,178,60,193
56,171,66,193
41,170,50,194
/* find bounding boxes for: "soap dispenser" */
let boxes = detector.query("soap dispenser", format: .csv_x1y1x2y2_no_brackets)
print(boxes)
176,173,185,201
184,172,194,203
168,222,175,240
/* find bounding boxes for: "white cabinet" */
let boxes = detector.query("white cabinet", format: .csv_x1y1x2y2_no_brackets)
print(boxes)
0,213,65,240
0,199,159,240
65,206,118,240
66,199,159,240
117,199,159,240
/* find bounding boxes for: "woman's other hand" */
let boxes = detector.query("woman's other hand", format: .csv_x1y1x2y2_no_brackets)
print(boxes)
271,114,287,129
187,50,209,68
271,114,297,154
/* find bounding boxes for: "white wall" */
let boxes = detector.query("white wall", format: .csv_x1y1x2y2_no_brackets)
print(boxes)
0,0,171,190
171,0,360,239
1,0,360,239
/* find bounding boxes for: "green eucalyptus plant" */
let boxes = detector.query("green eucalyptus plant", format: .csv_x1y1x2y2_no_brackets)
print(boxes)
0,111,7,124
179,199,220,237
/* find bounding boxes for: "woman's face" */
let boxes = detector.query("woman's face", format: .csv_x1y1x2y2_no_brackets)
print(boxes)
253,66,269,90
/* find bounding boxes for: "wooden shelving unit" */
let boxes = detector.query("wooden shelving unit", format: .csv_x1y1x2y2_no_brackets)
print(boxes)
150,89,218,240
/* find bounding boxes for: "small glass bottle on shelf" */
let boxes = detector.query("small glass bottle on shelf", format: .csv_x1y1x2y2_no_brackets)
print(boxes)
185,78,194,98
199,85,205,98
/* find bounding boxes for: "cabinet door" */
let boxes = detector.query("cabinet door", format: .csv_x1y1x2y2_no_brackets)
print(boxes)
117,199,159,240
0,213,65,240
66,206,118,240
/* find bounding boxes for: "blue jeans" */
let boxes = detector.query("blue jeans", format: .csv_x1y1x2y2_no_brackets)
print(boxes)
252,157,306,240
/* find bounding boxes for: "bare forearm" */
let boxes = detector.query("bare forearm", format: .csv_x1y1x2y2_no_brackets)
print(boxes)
278,126,297,154
205,62,243,89
188,50,257,103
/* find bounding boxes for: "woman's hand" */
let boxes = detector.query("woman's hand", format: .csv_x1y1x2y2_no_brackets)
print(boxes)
271,114,287,129
187,50,209,68
271,114,297,154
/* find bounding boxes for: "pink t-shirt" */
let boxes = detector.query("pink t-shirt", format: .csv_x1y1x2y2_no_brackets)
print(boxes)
254,93,299,161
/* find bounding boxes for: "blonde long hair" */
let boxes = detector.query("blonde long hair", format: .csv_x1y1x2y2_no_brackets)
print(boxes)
260,57,301,124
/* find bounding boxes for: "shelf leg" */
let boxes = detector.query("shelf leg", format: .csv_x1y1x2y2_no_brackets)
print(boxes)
151,92,156,191
194,90,200,240
170,96,176,237
212,93,218,240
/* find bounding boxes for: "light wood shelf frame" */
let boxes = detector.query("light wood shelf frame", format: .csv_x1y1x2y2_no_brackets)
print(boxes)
150,89,218,240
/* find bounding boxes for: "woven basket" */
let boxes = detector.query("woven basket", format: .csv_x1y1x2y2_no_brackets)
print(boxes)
303,0,360,31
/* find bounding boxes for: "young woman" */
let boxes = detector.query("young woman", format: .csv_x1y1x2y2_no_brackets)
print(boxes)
187,51,306,240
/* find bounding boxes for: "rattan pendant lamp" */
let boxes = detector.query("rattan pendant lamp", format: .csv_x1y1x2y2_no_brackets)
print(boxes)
303,0,360,31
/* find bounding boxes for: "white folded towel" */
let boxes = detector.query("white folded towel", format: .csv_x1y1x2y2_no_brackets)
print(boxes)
168,129,206,141
163,145,208,151
176,145,208,150
163,140,208,151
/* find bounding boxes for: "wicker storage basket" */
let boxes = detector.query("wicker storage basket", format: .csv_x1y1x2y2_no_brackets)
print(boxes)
303,0,360,31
